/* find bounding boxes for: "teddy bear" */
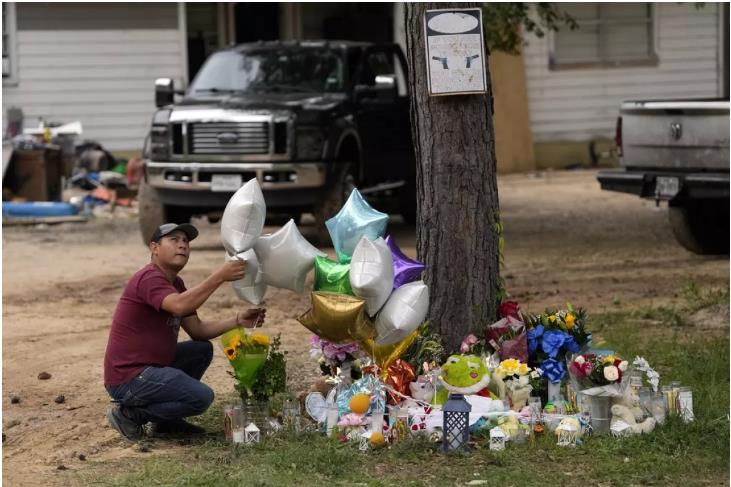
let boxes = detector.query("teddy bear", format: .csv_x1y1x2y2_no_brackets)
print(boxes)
611,404,656,434
409,376,435,404
611,385,644,422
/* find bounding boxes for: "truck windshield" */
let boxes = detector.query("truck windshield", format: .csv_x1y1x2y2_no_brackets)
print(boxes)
189,48,345,95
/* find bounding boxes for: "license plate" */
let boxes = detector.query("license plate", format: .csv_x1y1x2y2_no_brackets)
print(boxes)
655,176,680,198
211,174,242,192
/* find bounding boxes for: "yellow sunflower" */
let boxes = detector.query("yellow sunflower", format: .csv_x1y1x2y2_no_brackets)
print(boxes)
564,313,575,329
224,346,238,361
228,335,242,350
251,334,270,347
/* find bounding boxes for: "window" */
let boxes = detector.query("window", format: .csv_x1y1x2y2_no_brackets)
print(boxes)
2,2,18,84
550,3,655,68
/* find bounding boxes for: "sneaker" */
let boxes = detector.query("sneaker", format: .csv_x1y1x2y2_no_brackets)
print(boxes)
150,419,206,437
107,405,144,442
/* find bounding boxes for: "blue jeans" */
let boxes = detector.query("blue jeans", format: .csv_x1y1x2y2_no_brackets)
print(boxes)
106,340,214,425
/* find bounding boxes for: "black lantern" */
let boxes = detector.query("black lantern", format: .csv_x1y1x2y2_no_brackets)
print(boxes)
441,393,471,452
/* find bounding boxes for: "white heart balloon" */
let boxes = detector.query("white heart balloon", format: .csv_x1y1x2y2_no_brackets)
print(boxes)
375,280,429,346
349,237,394,316
254,219,326,293
220,178,266,255
226,249,267,305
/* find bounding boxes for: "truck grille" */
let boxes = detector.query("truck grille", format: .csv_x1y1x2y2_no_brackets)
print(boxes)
189,122,269,155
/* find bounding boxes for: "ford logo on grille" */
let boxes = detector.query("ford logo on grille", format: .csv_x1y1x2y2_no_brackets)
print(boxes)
217,132,239,144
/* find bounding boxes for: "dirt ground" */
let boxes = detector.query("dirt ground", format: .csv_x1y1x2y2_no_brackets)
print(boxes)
2,170,728,486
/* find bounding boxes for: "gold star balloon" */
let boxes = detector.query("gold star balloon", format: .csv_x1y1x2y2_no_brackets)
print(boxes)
297,292,376,344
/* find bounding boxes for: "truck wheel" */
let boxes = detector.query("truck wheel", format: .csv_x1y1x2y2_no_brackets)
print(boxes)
313,162,356,246
138,180,166,244
668,198,729,255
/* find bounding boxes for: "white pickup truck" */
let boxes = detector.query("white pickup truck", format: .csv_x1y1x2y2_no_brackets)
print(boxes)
597,98,729,254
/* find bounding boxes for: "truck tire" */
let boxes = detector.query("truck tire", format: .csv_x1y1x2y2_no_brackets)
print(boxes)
668,198,729,255
313,162,357,246
138,180,167,244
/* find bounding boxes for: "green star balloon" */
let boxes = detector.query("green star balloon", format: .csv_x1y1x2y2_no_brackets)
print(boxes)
314,256,354,295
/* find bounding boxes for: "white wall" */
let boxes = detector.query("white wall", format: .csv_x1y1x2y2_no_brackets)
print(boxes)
2,8,185,152
523,3,721,143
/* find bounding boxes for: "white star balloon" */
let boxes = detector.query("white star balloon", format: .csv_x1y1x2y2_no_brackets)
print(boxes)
374,280,429,346
254,219,326,293
226,249,267,305
349,237,394,316
220,178,266,255
325,189,388,263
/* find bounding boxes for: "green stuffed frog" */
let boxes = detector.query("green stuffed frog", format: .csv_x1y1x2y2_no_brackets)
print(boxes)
435,354,495,404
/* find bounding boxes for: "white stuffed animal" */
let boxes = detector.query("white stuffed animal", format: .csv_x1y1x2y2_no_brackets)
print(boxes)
611,404,656,434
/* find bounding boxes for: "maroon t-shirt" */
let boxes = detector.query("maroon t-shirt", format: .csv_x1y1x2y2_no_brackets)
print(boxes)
103,263,195,386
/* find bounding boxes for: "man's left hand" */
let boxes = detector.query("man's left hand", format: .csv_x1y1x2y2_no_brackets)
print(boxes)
236,308,266,329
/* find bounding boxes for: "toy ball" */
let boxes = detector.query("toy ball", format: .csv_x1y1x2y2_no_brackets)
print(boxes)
349,393,371,415
369,431,386,447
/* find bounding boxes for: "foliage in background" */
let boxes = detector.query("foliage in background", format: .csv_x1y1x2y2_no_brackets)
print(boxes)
401,322,445,376
483,3,578,55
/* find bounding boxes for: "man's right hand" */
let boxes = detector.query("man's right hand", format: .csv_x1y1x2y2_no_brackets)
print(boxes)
216,259,246,282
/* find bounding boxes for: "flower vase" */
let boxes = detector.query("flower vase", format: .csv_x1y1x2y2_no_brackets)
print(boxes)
588,395,611,434
547,381,561,403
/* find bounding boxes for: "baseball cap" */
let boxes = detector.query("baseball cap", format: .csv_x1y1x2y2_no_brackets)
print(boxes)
150,223,199,243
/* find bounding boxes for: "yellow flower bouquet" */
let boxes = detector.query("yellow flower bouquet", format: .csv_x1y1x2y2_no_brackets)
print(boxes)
221,328,270,397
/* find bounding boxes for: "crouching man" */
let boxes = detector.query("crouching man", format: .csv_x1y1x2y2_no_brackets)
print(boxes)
103,223,265,441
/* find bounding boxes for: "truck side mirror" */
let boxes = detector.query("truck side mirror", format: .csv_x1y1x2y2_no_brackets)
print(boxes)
354,75,397,104
155,78,175,108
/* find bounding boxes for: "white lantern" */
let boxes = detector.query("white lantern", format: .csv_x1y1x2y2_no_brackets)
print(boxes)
245,422,260,445
359,431,372,452
556,423,578,447
610,420,631,438
489,427,507,451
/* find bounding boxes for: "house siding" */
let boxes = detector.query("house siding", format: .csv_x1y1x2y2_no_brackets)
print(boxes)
523,3,721,143
2,3,184,152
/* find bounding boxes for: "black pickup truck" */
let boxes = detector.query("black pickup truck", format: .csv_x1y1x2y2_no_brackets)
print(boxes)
140,40,415,243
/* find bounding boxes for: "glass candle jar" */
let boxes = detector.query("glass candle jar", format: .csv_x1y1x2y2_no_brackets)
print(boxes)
232,405,245,444
677,386,694,422
650,391,667,424
662,386,675,415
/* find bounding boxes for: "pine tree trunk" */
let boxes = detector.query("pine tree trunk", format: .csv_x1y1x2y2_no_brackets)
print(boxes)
404,3,501,353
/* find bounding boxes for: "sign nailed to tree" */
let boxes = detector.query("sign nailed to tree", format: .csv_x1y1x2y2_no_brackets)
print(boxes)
424,8,487,96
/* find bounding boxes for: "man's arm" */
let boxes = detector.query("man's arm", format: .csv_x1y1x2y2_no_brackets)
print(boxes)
161,260,246,316
182,309,265,341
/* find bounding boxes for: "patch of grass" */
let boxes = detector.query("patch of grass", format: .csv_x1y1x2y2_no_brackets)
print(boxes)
90,299,729,487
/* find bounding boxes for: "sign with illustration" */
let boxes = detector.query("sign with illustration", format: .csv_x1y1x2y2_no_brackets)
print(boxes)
424,8,487,96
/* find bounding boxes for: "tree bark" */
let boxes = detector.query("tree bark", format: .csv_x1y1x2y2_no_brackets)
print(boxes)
404,3,501,353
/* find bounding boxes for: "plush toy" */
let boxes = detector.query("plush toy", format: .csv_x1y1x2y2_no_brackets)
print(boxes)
611,404,656,434
408,376,435,403
612,386,644,422
435,355,494,404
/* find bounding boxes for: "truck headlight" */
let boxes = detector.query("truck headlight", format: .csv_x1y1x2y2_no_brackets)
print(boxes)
150,125,170,160
148,109,171,160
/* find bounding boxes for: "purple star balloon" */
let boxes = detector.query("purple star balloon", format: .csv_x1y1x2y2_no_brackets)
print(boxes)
384,235,425,289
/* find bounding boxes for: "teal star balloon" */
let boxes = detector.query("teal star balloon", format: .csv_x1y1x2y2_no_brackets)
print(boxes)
325,189,389,264
313,255,354,295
